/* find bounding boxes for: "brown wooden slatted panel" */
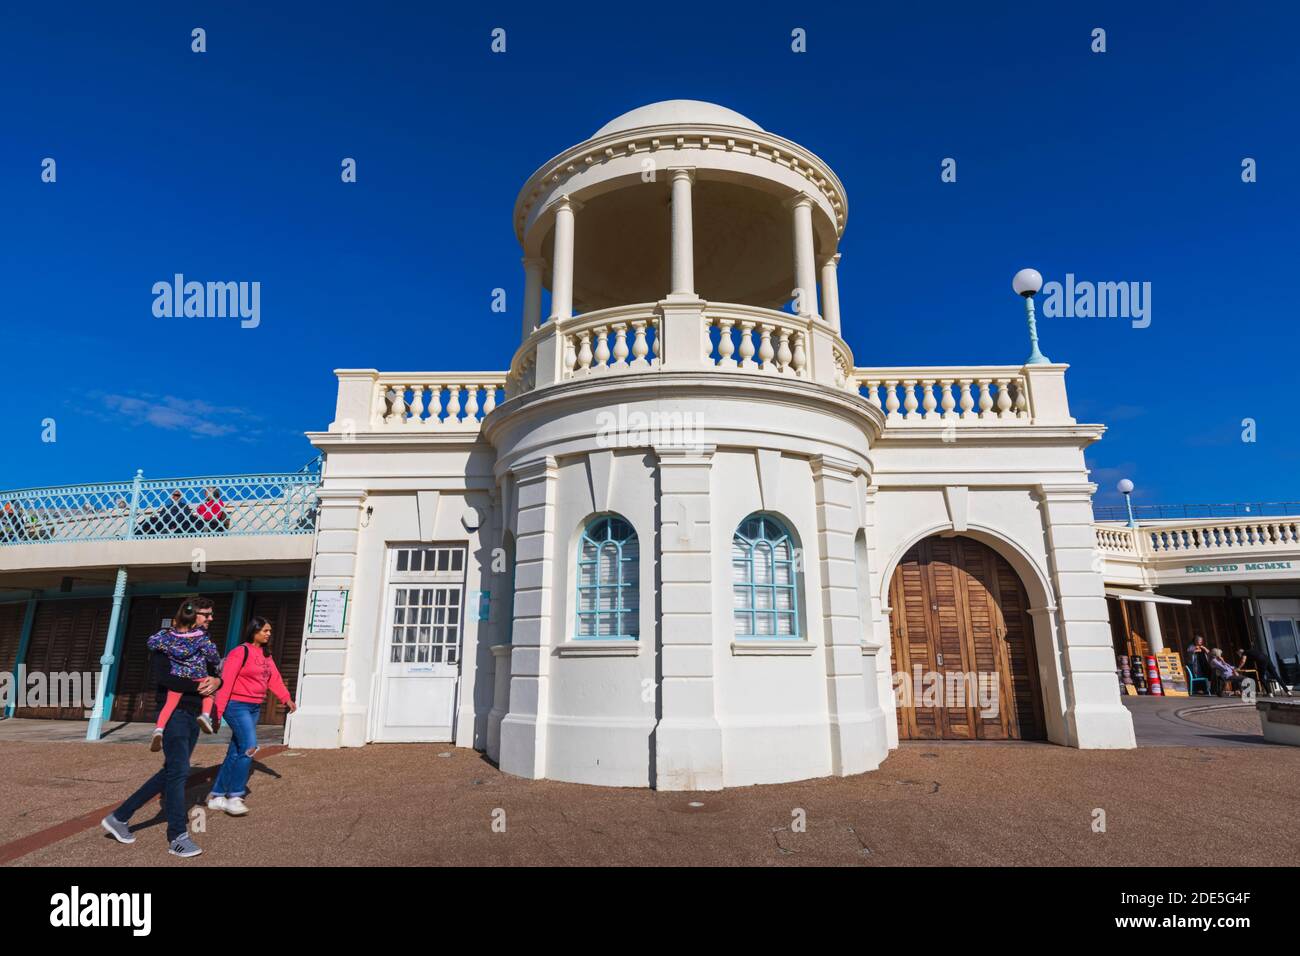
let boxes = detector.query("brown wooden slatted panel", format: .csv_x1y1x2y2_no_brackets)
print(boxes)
244,591,306,725
16,599,113,718
110,594,235,723
0,602,25,677
891,552,939,739
888,536,1045,741
989,546,1044,740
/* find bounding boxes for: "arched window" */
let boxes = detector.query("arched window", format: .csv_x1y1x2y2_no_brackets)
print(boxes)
576,516,639,639
733,513,799,638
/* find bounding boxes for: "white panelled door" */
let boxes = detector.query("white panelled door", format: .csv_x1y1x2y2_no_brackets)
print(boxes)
374,545,467,742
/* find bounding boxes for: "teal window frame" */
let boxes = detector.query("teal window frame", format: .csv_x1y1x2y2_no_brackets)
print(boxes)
575,515,639,640
732,513,800,639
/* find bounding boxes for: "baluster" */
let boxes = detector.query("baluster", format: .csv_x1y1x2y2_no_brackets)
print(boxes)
465,384,480,422
865,381,882,409
921,379,938,419
391,385,408,424
446,385,462,423
995,378,1013,418
738,322,757,369
483,385,497,415
791,332,807,376
775,330,792,372
976,379,994,418
902,380,919,419
631,321,650,367
884,381,901,419
612,324,629,367
408,384,425,424
577,332,593,372
939,379,956,419
564,335,577,373
1013,378,1029,418
958,379,975,419
650,317,660,365
593,327,611,370
757,325,775,369
716,318,736,367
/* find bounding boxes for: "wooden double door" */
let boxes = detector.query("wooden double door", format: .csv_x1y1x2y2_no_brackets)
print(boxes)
889,535,1045,741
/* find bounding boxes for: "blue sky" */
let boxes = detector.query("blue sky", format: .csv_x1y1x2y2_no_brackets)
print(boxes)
3,1,1296,509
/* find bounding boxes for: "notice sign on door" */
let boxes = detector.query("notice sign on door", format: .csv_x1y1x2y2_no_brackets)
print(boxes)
309,589,349,635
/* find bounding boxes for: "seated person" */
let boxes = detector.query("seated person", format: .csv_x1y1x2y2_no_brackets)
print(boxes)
1185,636,1212,693
1209,648,1248,696
1238,646,1292,697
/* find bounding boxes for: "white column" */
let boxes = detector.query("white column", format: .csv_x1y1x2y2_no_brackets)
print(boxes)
811,456,887,775
1037,485,1137,749
498,457,559,780
788,193,819,318
287,488,368,749
820,253,842,332
654,445,723,790
522,257,545,339
1140,591,1165,654
669,168,695,298
548,197,578,321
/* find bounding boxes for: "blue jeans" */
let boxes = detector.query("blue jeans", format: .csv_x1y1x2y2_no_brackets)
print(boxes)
114,708,200,842
211,700,261,798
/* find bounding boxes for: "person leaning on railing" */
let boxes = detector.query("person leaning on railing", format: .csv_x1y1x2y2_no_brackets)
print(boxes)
135,489,193,536
196,486,230,532
1,501,26,542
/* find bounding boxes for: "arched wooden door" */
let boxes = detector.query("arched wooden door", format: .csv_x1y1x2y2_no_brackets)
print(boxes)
888,535,1045,741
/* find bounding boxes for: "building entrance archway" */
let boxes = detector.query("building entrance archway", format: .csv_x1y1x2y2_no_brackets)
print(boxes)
888,535,1045,740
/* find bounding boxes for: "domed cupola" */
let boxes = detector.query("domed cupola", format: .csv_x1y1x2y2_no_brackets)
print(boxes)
507,100,852,395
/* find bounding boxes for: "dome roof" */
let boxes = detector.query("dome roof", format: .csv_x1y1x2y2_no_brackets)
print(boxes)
592,100,763,138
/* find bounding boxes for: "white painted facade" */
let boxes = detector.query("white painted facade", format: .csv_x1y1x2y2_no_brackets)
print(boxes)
285,101,1139,788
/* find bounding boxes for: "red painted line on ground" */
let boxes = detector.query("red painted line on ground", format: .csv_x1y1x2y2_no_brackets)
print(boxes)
0,744,287,866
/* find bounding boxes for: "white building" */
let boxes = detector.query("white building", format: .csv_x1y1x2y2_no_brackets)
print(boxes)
286,100,1138,789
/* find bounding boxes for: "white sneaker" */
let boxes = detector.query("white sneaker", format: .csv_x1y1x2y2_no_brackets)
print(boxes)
224,797,249,816
206,795,228,812
197,713,215,734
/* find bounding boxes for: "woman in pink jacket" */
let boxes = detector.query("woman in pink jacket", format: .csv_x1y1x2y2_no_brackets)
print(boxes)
206,616,296,816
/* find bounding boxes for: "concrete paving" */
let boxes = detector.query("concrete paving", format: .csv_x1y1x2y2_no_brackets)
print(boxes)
0,717,283,747
2,736,1298,866
1121,696,1267,747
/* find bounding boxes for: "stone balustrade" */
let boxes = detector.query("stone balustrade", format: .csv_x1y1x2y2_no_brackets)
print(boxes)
560,304,661,376
1095,517,1300,561
703,304,810,377
1095,526,1138,555
1145,519,1300,555
854,367,1031,424
373,374,507,428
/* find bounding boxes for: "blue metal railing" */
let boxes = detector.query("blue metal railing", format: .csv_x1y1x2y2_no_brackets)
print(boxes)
0,470,320,545
1094,501,1300,522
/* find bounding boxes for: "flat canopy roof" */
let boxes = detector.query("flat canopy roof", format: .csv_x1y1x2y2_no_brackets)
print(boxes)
1104,587,1193,606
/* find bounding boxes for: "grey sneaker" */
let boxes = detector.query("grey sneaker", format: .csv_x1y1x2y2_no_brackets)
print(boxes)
100,814,135,845
197,713,215,734
168,833,202,858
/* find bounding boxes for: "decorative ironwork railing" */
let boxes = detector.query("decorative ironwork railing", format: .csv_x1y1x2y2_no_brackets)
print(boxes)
0,471,320,545
1093,501,1300,521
